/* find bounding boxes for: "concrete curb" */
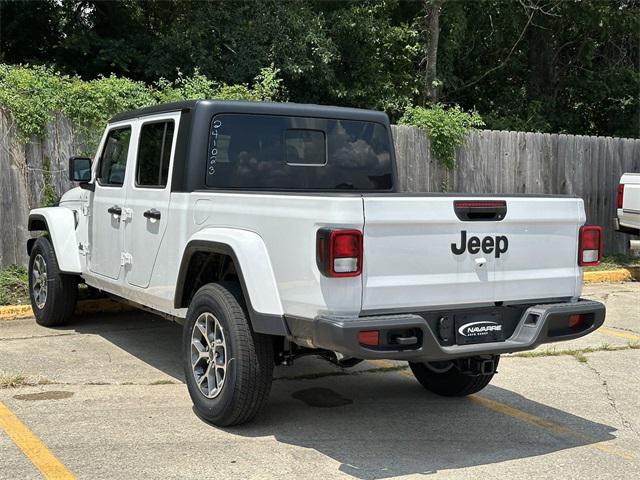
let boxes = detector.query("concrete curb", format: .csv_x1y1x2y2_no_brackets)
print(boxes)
0,299,134,321
584,267,639,284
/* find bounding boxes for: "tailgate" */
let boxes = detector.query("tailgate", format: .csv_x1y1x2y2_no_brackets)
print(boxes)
361,195,584,312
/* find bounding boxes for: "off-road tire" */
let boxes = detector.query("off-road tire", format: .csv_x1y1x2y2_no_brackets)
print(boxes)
409,357,500,396
182,282,274,426
28,236,78,327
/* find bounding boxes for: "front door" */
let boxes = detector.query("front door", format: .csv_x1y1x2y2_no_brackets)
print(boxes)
89,125,133,280
124,113,179,288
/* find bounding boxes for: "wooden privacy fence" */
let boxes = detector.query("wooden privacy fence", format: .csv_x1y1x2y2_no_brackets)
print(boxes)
392,125,640,255
0,110,638,268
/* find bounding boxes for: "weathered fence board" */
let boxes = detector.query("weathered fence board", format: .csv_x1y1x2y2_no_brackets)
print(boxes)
0,110,83,267
0,112,638,268
392,125,640,256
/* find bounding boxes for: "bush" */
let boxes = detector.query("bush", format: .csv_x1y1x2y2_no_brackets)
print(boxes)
400,104,484,169
0,64,285,144
0,265,29,306
0,64,68,140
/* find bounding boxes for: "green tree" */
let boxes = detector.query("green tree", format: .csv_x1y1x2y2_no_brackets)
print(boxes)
1,0,637,137
437,0,639,137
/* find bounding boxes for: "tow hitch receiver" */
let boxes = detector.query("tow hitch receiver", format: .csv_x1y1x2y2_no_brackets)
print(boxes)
457,355,499,376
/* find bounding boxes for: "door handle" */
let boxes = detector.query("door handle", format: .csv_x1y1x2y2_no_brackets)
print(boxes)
143,209,161,220
108,206,122,216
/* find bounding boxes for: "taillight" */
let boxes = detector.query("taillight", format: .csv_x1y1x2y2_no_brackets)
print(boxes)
617,184,624,209
578,226,602,266
568,314,586,329
358,330,379,346
316,228,363,277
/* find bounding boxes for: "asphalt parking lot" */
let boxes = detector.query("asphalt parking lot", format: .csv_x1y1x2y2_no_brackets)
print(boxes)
1,282,639,479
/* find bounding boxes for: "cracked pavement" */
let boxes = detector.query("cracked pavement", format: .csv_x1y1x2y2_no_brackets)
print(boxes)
0,282,638,479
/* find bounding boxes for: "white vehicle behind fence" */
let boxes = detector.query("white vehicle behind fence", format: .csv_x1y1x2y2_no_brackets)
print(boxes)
27,100,606,426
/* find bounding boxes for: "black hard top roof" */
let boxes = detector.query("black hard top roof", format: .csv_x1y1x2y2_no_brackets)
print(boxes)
108,100,389,124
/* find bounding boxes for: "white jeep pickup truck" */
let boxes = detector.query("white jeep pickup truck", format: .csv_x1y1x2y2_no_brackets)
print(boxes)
616,173,640,236
27,100,605,426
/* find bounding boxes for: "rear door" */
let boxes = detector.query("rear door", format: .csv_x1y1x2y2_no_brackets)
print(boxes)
361,195,584,313
124,112,180,288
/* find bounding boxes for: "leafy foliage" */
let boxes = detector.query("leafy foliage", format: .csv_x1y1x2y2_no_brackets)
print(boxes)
0,0,637,137
400,105,484,169
41,156,59,207
437,0,639,137
0,265,28,306
0,64,285,144
322,0,420,119
0,64,66,140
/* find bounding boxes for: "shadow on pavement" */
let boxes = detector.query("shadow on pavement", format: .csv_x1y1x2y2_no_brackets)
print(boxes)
234,381,620,479
58,310,185,381
60,311,620,479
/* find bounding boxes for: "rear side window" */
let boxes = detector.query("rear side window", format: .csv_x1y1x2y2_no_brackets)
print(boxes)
206,114,392,190
97,127,132,186
136,121,175,188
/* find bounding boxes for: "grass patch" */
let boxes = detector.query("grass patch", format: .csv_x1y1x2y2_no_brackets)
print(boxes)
574,352,588,363
0,373,51,388
0,374,30,388
515,343,637,363
149,379,176,385
584,254,640,271
0,265,29,306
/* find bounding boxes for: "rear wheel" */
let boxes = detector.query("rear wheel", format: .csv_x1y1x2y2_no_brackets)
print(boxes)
182,282,274,426
28,237,78,327
409,356,499,396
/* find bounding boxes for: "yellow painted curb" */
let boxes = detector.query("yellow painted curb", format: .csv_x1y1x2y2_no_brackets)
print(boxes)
0,305,33,320
584,267,639,284
0,299,134,321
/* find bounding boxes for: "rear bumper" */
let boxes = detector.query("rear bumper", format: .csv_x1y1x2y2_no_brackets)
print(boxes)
290,299,605,362
614,216,640,235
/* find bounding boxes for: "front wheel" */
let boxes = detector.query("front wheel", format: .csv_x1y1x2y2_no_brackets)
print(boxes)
182,282,274,426
409,356,500,396
28,236,78,327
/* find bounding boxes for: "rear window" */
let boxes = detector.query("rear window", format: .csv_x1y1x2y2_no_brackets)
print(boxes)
206,114,392,190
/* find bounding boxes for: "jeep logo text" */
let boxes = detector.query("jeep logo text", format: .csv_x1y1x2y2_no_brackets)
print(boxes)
451,230,508,258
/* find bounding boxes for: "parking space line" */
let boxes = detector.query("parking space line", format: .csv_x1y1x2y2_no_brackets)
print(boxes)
0,401,76,479
368,360,636,461
598,327,640,342
469,395,636,461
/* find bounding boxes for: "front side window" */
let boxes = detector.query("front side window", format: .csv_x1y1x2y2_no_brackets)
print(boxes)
136,121,175,188
206,114,392,191
97,127,132,186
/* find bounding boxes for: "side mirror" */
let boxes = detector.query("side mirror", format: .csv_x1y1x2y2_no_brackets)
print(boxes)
69,156,92,182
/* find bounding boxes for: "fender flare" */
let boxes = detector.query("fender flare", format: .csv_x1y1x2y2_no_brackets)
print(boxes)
28,208,82,274
174,228,288,336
